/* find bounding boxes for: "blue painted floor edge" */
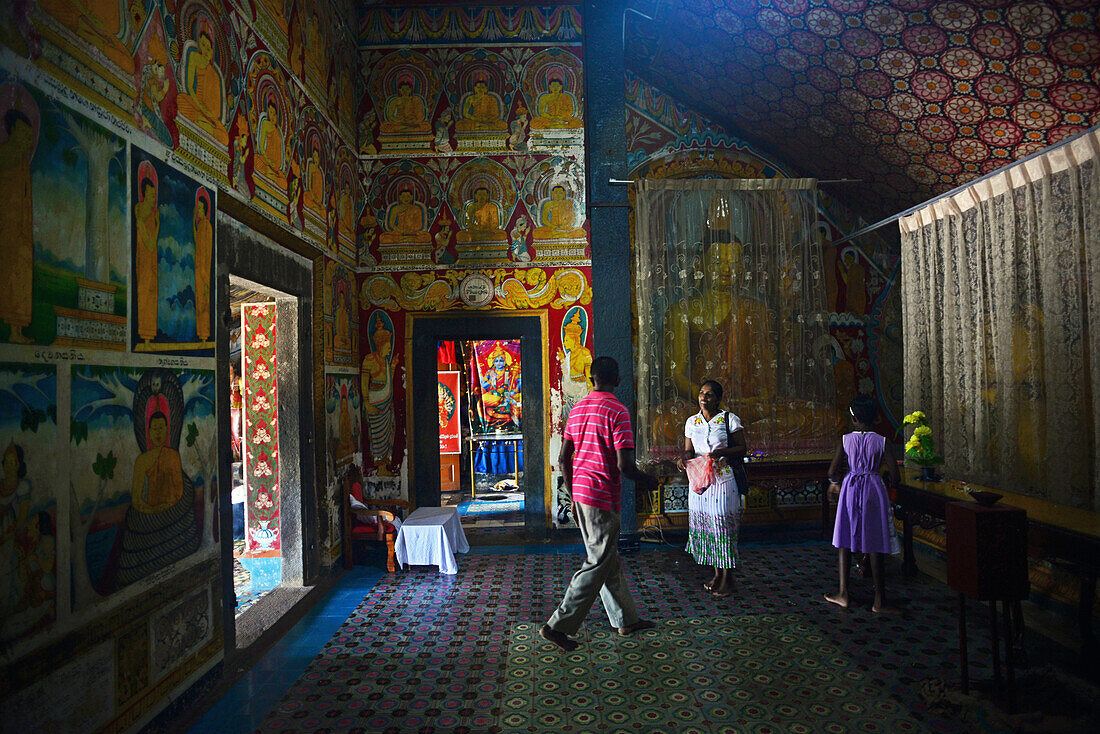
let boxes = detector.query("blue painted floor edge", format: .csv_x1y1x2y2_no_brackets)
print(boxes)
188,565,385,734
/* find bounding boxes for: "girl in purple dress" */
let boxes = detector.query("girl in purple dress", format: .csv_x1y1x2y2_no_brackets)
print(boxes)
825,396,901,613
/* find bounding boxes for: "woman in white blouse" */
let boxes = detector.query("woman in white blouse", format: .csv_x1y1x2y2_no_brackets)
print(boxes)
679,380,747,597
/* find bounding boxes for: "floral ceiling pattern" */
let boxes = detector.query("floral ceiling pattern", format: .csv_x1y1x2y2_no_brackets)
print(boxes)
625,0,1100,220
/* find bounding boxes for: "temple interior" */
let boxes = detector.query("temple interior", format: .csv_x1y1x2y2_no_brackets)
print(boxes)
0,2,1098,733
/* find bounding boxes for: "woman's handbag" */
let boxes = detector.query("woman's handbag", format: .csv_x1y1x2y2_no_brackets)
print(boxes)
685,455,714,494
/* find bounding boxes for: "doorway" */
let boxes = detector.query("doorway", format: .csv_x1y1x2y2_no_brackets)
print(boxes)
438,339,526,536
409,313,548,538
216,216,315,651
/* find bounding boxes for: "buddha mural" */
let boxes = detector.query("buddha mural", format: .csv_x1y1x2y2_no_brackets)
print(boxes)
558,308,593,411
533,185,585,241
380,79,430,134
134,169,160,344
333,288,351,353
304,8,326,86
457,186,507,243
192,189,213,342
254,100,287,190
302,146,325,213
456,77,507,132
0,107,36,344
39,0,134,73
380,186,430,245
361,313,395,475
177,30,228,145
338,180,355,243
530,77,582,130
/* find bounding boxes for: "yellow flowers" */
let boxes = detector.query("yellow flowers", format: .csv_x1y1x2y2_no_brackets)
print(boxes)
903,410,942,468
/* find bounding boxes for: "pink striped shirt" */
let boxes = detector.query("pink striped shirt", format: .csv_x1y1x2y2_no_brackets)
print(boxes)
564,391,635,511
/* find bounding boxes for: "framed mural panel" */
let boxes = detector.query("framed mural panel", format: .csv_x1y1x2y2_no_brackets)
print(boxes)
0,362,59,646
69,365,216,611
131,147,216,355
0,79,128,350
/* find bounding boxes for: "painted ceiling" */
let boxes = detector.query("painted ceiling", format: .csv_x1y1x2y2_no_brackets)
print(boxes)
625,0,1100,220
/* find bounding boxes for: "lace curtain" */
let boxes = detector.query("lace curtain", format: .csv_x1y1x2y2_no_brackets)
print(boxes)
633,178,836,464
900,129,1100,511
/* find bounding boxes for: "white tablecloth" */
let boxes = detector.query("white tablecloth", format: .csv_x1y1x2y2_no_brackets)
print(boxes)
394,506,470,574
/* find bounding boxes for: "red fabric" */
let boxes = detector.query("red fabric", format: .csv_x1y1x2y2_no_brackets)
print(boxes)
350,481,363,503
685,455,715,494
350,519,396,536
437,340,456,365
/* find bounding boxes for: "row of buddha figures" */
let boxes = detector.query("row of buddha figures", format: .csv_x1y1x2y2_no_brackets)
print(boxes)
361,183,588,267
23,0,358,140
14,0,360,256
361,48,585,155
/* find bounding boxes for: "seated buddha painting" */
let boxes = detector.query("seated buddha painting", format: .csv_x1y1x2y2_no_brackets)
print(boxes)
533,184,585,241
521,49,583,145
370,51,440,153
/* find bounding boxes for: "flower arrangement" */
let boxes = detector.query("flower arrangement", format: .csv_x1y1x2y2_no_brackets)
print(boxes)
903,411,943,478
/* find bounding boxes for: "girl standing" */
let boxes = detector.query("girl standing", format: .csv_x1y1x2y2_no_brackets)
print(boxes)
825,396,901,613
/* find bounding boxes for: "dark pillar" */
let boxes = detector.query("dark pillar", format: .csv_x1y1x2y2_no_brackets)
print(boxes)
584,0,638,549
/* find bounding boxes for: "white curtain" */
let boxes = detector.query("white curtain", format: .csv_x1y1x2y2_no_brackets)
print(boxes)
900,128,1100,511
633,178,836,463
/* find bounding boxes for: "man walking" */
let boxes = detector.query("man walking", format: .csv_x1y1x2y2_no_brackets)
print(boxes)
541,356,658,651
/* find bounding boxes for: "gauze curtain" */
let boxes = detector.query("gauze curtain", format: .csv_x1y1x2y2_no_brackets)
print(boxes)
900,128,1100,511
633,178,836,463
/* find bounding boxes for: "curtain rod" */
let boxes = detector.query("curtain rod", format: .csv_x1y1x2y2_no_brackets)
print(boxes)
830,122,1100,247
608,178,861,184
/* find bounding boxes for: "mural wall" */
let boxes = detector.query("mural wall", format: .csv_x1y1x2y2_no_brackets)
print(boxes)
356,5,590,523
1,0,355,729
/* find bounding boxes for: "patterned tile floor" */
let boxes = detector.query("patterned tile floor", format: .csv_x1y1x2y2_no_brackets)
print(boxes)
192,541,1096,734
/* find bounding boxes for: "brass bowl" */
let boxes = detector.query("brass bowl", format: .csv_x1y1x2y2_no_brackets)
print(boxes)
970,490,1002,507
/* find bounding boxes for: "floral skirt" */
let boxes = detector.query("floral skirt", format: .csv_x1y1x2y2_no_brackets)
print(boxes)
685,474,741,568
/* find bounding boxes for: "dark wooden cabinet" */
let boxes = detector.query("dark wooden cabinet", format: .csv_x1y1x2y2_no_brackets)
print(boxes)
946,502,1028,601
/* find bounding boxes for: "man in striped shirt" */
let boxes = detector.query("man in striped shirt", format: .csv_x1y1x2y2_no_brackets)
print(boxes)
541,357,658,652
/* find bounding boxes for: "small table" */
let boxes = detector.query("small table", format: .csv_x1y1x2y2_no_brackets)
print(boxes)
394,506,470,574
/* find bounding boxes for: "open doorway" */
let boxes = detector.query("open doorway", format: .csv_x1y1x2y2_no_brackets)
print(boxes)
216,213,316,653
437,340,526,537
409,313,547,540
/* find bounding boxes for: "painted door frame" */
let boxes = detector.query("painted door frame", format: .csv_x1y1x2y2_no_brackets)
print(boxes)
406,311,550,535
215,215,316,653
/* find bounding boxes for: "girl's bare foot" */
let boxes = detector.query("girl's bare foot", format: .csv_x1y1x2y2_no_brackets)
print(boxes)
824,592,850,608
540,624,579,651
872,603,901,614
711,584,736,598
